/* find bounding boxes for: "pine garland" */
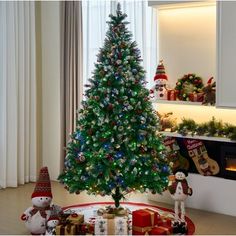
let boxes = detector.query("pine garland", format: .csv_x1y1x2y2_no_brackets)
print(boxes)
174,117,236,140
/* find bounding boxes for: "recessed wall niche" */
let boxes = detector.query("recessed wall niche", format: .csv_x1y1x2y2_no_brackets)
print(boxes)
157,2,216,88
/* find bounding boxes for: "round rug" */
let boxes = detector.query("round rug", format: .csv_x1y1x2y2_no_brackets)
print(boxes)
63,201,195,235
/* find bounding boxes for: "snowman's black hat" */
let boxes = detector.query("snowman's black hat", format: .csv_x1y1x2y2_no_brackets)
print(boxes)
173,168,188,177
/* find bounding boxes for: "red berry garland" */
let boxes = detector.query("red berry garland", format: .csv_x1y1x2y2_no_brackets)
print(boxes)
175,73,204,101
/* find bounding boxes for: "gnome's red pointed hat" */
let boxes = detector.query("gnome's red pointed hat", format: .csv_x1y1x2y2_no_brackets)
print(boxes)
48,209,60,222
154,60,168,81
31,166,52,199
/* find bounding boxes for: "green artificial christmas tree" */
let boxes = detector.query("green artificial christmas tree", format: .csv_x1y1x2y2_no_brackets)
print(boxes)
58,4,171,208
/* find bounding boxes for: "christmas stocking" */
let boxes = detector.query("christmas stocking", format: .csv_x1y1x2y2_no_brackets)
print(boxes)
183,139,219,176
164,137,189,172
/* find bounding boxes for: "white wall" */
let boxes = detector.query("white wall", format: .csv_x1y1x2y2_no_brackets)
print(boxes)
158,4,216,88
40,1,61,180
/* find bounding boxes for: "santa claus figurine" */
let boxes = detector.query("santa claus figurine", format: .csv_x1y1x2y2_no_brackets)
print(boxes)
150,60,168,100
21,167,53,235
168,169,193,234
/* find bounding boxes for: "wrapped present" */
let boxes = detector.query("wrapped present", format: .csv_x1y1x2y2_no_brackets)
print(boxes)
55,223,77,235
55,213,84,235
132,208,160,235
67,213,84,224
189,92,204,102
79,223,95,235
167,89,177,101
149,226,171,235
95,217,128,235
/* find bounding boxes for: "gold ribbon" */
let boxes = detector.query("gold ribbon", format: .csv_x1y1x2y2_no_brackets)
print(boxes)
102,213,115,219
143,208,156,226
107,219,115,235
132,225,152,233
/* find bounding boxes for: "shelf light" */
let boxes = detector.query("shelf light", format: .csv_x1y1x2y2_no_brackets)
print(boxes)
157,1,216,10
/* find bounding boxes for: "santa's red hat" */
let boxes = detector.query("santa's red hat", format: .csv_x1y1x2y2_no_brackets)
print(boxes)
154,60,168,81
31,166,52,199
207,77,214,84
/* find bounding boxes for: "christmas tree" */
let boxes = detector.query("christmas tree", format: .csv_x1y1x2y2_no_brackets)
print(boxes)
58,4,171,208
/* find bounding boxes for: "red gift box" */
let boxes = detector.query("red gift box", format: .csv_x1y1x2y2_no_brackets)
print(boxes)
149,226,171,235
132,208,160,235
189,92,204,102
167,90,177,101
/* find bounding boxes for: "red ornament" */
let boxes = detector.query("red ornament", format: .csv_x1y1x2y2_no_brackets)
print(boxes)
108,104,113,110
111,121,116,126
87,129,93,135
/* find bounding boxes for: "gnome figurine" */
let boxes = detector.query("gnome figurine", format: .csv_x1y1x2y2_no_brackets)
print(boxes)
21,167,53,235
150,60,168,100
45,209,60,235
168,169,192,234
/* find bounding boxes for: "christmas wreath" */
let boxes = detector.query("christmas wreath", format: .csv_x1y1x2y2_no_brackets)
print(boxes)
175,73,204,101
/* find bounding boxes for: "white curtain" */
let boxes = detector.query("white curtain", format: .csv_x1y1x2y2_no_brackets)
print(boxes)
82,0,157,89
0,2,37,188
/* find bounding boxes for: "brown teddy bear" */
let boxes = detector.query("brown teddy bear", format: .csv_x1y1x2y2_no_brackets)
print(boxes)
156,111,177,131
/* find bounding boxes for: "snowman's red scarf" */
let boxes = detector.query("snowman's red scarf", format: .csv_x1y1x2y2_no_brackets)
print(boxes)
30,205,51,218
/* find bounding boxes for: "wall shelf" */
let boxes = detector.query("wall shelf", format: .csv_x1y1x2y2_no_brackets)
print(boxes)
159,131,236,143
151,99,203,106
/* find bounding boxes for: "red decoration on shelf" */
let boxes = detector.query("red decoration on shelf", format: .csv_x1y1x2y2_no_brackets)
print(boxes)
189,92,204,102
167,90,177,101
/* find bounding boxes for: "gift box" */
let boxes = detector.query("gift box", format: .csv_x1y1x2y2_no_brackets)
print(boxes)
149,226,171,235
55,213,84,235
79,223,95,235
95,217,128,235
132,208,160,235
167,90,177,101
189,92,204,102
55,223,77,235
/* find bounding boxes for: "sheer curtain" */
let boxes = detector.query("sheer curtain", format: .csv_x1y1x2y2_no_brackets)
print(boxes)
82,0,157,89
0,2,37,188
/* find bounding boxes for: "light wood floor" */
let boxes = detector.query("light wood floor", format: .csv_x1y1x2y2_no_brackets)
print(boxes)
0,181,236,235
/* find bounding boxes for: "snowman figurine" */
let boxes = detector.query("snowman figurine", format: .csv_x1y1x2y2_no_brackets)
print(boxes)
45,210,60,235
168,169,192,234
150,60,168,100
21,167,53,235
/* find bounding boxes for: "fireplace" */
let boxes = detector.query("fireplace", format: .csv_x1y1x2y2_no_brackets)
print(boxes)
175,138,236,180
221,145,236,180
